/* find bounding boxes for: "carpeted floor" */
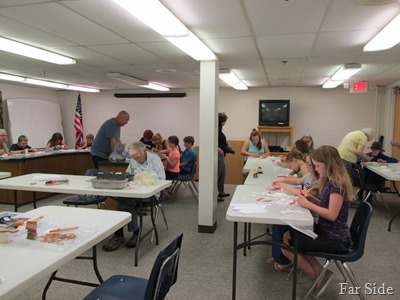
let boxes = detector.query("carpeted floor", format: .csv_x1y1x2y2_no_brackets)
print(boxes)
1,184,400,300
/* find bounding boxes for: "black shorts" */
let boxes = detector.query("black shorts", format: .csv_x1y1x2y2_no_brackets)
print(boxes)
288,225,352,254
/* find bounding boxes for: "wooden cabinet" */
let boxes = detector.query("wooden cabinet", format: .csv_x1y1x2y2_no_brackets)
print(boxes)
258,126,294,156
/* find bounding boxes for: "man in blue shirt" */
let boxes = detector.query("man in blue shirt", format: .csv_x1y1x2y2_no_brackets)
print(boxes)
90,111,130,168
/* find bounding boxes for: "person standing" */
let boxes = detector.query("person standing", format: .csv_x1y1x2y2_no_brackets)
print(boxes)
218,112,235,200
337,127,375,183
90,111,130,169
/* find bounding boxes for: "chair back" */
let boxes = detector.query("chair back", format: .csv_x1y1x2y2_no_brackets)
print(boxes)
78,169,105,201
349,201,373,261
145,233,183,300
190,157,197,178
85,168,100,176
351,163,365,188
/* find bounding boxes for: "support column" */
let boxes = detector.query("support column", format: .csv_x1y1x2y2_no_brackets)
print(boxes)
198,60,219,233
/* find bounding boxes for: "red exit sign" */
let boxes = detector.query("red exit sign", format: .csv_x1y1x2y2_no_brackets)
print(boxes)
351,81,368,93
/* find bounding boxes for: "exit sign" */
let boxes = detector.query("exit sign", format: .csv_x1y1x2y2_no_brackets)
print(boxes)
351,81,368,93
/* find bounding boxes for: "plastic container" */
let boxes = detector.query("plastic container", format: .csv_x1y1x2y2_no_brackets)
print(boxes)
91,178,128,189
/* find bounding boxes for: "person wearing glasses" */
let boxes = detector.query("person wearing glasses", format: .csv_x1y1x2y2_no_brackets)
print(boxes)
10,135,38,154
103,141,165,252
0,129,9,155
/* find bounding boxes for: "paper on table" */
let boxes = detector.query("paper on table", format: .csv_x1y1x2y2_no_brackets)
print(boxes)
33,174,63,180
231,203,269,214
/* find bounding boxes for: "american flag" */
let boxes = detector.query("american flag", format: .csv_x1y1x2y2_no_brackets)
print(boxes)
74,93,84,149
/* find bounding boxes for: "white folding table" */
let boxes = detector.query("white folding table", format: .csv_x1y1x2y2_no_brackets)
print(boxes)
243,156,282,172
0,205,131,300
0,173,171,266
362,162,400,230
0,172,11,179
226,185,314,300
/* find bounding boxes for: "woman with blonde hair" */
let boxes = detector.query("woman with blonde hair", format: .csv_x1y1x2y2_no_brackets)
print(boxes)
151,132,170,155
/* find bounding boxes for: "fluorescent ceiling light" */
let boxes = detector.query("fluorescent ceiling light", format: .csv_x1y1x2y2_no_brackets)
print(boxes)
112,0,217,61
219,70,248,90
323,63,362,88
141,82,170,92
66,86,100,93
108,72,170,91
25,78,67,89
331,64,362,81
364,13,400,51
322,79,344,89
0,72,99,92
113,0,188,37
0,37,76,65
168,33,216,61
0,72,24,82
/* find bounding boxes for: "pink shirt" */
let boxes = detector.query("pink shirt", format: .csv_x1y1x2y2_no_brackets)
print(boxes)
168,148,180,173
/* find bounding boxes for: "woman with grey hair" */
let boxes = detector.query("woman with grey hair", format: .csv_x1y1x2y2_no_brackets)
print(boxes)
337,127,375,184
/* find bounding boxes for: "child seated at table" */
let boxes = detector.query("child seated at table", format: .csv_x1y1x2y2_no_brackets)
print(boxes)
358,141,398,185
78,134,94,150
281,145,354,298
266,153,319,272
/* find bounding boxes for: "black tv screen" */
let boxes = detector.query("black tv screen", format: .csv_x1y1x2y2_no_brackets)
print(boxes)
258,100,290,126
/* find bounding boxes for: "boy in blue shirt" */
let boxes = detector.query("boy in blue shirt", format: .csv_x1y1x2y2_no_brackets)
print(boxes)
179,136,197,175
359,141,398,187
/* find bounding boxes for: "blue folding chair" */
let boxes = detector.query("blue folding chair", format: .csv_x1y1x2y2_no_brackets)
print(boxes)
302,202,373,300
84,233,183,300
63,169,106,208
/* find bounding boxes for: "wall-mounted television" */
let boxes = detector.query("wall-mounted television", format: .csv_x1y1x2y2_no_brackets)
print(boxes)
258,99,290,126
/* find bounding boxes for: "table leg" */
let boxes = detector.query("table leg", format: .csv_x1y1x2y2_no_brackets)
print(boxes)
388,181,400,231
243,223,247,256
232,222,238,300
14,190,18,212
135,201,144,267
292,230,298,300
41,246,102,299
33,191,37,209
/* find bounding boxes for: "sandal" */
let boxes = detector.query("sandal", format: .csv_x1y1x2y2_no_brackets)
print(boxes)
266,257,276,265
274,262,293,272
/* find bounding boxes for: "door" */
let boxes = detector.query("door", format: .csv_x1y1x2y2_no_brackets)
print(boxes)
391,88,400,190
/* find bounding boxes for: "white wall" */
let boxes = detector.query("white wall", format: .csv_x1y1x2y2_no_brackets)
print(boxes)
1,83,382,150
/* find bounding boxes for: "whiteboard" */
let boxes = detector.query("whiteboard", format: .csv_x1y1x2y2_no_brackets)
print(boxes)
6,99,64,148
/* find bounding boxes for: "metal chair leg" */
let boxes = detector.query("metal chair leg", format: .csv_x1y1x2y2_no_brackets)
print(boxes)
303,259,332,300
342,262,364,300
